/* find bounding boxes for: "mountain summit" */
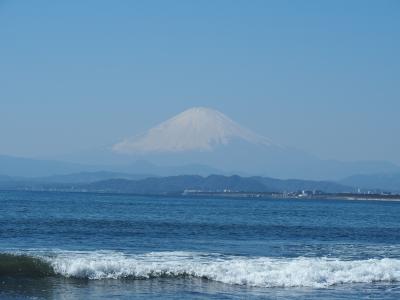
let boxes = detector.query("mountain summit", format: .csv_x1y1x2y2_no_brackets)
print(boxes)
113,107,274,154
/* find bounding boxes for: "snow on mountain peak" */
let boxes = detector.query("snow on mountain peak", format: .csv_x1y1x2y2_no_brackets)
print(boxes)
112,107,274,154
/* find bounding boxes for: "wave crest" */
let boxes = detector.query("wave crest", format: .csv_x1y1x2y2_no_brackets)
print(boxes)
1,251,400,288
0,253,54,277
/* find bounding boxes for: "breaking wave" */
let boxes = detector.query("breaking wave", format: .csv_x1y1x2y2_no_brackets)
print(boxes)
1,251,400,288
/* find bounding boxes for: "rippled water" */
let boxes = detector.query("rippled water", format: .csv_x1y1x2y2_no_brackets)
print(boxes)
1,190,400,299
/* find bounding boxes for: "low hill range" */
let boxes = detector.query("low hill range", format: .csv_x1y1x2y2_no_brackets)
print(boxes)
84,175,353,195
0,173,354,195
1,167,399,194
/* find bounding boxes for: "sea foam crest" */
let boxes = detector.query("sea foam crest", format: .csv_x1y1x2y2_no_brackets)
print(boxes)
40,251,400,288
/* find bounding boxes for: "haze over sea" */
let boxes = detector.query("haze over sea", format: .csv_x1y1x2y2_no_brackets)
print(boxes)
1,190,400,299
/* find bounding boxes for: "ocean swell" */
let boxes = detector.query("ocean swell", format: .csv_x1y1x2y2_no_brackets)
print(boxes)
1,251,400,288
0,253,54,277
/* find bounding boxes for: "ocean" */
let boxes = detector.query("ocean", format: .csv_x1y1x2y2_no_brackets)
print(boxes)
1,190,400,299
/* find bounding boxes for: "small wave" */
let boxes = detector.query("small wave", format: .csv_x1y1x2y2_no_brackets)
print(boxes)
0,253,54,277
1,251,400,288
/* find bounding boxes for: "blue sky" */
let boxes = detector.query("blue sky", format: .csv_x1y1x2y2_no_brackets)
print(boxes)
0,0,399,163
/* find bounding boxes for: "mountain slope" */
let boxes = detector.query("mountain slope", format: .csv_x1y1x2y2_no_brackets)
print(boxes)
113,107,275,154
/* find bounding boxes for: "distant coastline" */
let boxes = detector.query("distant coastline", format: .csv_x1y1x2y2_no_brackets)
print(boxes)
1,174,399,202
2,188,399,202
181,190,400,202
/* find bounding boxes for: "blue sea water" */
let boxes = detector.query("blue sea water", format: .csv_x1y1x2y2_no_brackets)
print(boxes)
1,190,400,299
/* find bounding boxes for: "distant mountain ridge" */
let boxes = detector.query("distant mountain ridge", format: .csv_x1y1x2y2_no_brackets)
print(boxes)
10,168,400,195
1,153,400,182
83,175,353,195
341,173,400,193
0,155,222,178
35,171,153,184
0,155,100,177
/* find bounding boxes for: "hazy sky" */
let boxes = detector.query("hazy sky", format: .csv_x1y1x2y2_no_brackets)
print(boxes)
1,0,399,164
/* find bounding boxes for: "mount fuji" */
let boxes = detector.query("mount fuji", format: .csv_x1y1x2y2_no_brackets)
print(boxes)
113,107,276,154
110,107,400,180
1,107,399,179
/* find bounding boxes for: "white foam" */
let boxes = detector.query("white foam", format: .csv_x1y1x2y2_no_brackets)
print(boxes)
39,251,400,288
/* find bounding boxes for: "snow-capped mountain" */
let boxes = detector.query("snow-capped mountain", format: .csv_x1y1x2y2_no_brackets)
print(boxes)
109,107,400,179
113,107,275,154
1,107,399,180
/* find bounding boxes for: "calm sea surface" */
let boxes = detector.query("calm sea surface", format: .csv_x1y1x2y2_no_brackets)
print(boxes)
1,190,400,299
